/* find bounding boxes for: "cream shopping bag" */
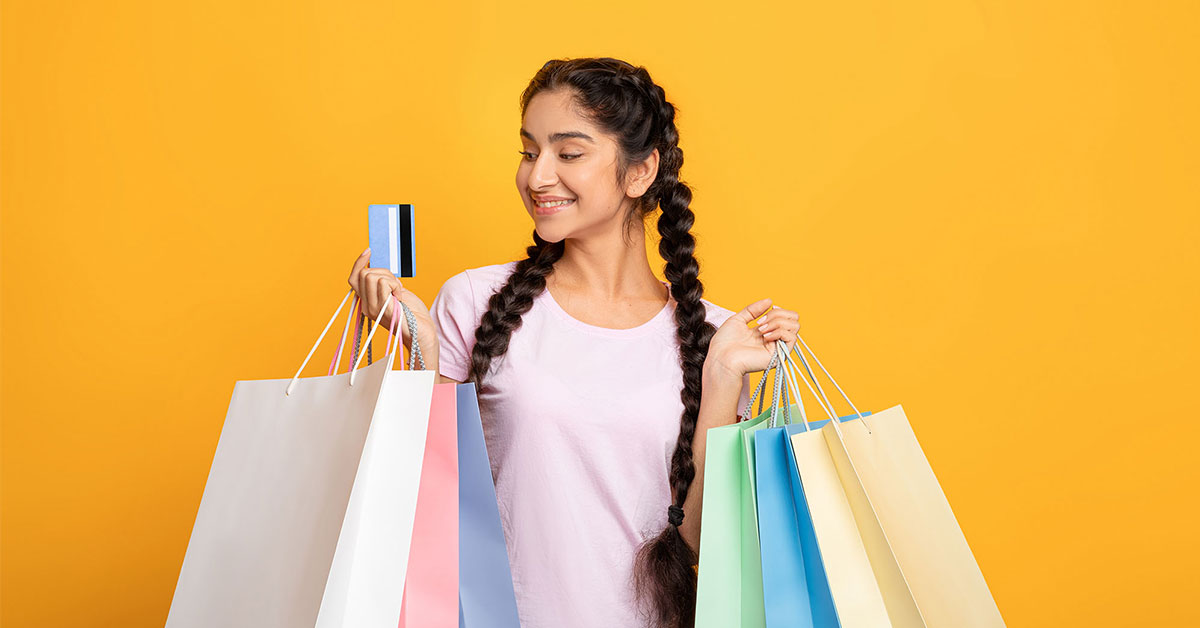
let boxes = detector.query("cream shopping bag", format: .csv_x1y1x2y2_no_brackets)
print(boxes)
786,339,1005,628
166,292,435,628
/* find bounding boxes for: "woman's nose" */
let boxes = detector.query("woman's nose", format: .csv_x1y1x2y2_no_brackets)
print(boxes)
529,153,558,187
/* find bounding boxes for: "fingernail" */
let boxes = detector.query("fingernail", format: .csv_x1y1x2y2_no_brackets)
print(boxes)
363,247,371,255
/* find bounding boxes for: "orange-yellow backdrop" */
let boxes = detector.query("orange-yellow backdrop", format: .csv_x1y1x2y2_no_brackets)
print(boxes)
3,0,1198,626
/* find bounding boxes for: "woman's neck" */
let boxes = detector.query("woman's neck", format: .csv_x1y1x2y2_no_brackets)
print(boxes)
548,220,667,304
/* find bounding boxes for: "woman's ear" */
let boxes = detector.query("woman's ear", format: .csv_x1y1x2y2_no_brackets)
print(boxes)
625,148,660,199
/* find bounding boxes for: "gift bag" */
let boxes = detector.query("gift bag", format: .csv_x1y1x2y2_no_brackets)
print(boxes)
166,292,434,628
754,345,870,628
455,383,521,628
696,350,795,628
787,337,1005,627
399,382,460,627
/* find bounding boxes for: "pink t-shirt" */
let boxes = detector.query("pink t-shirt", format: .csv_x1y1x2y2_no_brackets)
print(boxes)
430,261,751,628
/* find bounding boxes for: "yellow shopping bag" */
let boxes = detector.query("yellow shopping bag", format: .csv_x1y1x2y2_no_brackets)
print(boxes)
785,339,1005,628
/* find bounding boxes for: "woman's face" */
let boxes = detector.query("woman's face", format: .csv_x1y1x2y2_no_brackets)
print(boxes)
516,89,647,244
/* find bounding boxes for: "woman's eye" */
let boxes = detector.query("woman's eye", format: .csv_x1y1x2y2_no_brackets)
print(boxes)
518,151,582,162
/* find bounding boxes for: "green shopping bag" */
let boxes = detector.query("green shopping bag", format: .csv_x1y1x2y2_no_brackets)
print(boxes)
695,351,792,628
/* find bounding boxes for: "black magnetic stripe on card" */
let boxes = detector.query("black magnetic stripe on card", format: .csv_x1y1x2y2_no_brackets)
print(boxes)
399,204,414,277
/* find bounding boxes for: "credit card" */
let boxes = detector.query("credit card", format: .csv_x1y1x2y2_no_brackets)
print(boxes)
367,204,415,277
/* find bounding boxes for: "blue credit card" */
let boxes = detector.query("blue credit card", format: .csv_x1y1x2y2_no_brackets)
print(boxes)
368,204,415,277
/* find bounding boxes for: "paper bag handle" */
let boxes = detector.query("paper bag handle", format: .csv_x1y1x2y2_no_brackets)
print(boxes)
285,290,419,396
779,336,872,433
348,295,425,386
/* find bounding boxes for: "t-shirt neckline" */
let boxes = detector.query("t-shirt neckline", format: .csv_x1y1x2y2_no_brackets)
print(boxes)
537,280,676,338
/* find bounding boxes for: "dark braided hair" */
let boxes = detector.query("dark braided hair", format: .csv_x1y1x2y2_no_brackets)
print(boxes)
466,57,712,627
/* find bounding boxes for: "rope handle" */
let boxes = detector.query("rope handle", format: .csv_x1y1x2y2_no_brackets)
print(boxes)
286,290,426,396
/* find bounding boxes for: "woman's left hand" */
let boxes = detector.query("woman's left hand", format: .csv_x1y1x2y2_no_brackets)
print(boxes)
706,298,801,378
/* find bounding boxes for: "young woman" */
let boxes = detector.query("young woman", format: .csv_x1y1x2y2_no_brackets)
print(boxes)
347,57,800,628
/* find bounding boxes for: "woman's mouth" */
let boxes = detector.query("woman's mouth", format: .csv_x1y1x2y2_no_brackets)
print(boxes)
534,199,574,216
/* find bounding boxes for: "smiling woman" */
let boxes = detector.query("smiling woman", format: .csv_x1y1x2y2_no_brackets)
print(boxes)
450,59,797,628
348,56,800,628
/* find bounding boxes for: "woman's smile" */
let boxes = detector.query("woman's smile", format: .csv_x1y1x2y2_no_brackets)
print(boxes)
534,198,575,215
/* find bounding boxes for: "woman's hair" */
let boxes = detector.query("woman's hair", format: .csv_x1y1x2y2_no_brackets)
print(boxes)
466,57,712,627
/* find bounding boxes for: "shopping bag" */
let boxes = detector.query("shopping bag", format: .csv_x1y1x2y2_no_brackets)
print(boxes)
696,350,795,628
787,337,1005,627
166,292,434,628
754,345,870,628
398,382,460,627
455,383,521,628
837,406,1002,626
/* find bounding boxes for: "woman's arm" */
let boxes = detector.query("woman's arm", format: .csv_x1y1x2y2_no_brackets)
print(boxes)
676,359,743,553
419,345,462,385
675,299,802,555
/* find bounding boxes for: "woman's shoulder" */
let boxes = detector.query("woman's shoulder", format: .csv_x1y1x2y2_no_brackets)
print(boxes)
439,260,520,300
433,261,525,323
430,261,522,349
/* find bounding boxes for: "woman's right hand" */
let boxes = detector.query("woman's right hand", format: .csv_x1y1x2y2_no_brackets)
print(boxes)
347,248,439,368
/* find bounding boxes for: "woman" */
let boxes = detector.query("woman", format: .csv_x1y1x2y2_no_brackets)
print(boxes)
347,57,800,628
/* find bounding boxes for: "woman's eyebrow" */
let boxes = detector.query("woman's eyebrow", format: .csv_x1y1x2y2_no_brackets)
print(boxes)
519,128,596,144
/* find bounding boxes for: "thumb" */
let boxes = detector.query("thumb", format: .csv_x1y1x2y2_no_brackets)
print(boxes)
732,297,773,324
350,246,372,278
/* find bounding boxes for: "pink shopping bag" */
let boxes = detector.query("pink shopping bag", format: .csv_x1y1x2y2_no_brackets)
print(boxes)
398,382,460,627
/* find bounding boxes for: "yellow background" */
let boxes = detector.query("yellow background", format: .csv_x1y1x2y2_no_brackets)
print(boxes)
3,0,1198,626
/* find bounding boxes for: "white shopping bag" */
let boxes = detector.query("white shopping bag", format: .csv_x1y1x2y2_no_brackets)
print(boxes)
166,291,435,628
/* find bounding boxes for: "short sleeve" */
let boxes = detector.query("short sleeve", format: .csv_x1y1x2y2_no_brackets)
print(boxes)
429,270,479,382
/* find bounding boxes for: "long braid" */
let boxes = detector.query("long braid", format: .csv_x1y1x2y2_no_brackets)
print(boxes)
632,77,713,628
466,231,565,384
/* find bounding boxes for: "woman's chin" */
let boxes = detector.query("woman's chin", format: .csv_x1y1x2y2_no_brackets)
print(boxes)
533,223,569,244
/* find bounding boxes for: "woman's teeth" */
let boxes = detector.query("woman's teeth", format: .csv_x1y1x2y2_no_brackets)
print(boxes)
534,199,574,215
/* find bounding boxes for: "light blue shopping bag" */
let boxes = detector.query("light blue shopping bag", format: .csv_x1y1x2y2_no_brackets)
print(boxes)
456,384,521,628
755,412,868,628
